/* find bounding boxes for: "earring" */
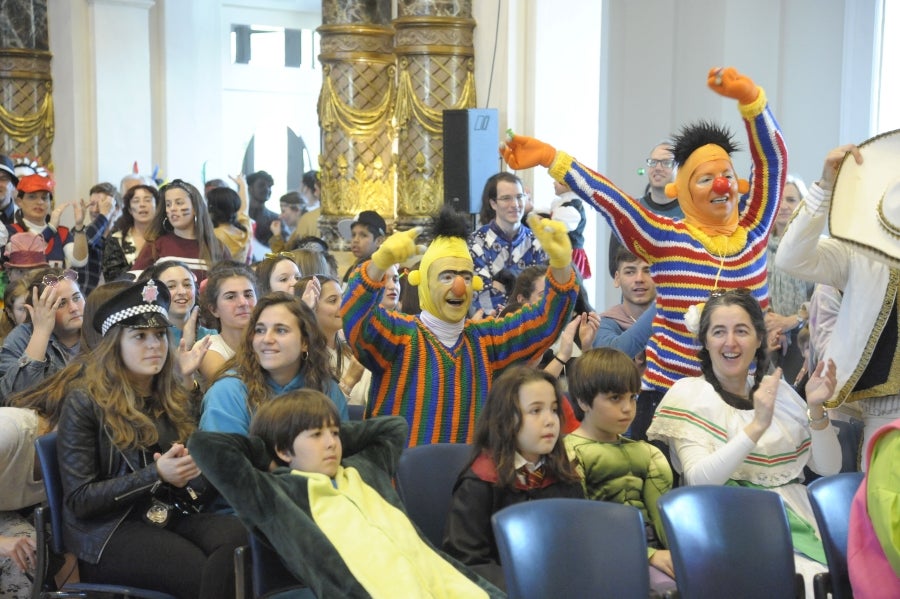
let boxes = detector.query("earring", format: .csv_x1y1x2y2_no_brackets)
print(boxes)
301,350,309,361
163,216,171,230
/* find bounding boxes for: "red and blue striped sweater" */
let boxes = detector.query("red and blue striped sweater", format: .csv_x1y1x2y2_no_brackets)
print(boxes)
342,264,578,446
550,92,786,393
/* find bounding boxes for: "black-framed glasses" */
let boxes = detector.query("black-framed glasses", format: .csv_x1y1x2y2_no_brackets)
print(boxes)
646,158,675,169
42,269,78,287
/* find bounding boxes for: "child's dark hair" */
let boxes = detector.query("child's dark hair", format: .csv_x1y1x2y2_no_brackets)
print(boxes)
249,390,341,466
568,348,641,420
471,365,579,489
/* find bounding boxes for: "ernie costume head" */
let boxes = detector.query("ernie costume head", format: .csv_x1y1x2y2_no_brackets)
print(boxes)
407,207,483,323
665,121,750,237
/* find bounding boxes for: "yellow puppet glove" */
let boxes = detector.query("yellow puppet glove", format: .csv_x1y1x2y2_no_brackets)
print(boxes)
527,213,571,269
707,66,759,105
501,132,558,170
371,227,423,270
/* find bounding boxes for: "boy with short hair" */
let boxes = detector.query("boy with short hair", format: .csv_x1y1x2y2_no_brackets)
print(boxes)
188,390,501,599
337,210,386,282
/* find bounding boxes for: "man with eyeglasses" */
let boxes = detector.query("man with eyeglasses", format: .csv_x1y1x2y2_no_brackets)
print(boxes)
468,172,549,315
607,142,681,278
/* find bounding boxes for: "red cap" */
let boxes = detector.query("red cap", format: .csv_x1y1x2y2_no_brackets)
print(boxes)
17,173,54,194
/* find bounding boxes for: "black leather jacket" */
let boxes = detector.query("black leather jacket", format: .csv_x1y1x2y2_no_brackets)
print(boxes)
57,390,161,564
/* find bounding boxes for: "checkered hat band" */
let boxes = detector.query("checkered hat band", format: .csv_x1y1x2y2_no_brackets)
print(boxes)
101,304,169,335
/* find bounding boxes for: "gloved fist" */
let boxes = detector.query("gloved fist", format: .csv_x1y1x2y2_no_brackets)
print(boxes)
527,213,572,269
371,227,424,270
707,66,759,105
501,133,557,170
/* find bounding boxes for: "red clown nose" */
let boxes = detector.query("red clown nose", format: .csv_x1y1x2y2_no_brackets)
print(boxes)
712,177,732,195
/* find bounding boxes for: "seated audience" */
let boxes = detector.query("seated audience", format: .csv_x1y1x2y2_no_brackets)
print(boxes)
137,260,214,347
0,268,85,401
200,293,348,434
189,391,503,598
647,289,842,594
72,182,119,296
338,210,386,283
565,347,676,594
0,279,28,343
131,179,229,283
56,279,246,598
254,252,302,295
197,261,257,382
208,184,251,265
469,172,548,314
443,366,583,589
102,184,158,281
267,191,303,252
3,231,49,284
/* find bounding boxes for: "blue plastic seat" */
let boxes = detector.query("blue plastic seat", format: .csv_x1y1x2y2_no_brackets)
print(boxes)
491,497,650,599
807,472,864,599
33,431,177,599
395,442,472,546
658,485,803,599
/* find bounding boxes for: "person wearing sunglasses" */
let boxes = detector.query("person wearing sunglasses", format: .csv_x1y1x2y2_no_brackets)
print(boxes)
606,142,681,278
0,267,85,401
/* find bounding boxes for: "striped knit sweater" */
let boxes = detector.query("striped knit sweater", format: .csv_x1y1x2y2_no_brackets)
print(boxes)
550,92,786,393
342,263,578,446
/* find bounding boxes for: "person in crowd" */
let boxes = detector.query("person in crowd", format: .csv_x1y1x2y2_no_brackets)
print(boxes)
342,207,578,446
102,184,158,281
550,179,590,279
189,392,503,598
290,170,321,240
764,175,814,383
290,247,332,277
119,172,155,197
848,417,900,599
72,182,119,296
443,366,583,589
565,347,675,594
197,261,257,382
7,173,88,270
247,170,277,247
0,155,19,226
594,247,657,363
136,260,215,347
0,268,85,401
2,232,49,284
131,179,229,283
502,66,786,442
0,279,28,342
646,289,841,595
254,251,301,295
208,184,251,265
200,293,348,435
469,173,548,314
56,279,246,598
607,141,681,278
338,210,387,283
267,191,303,252
775,140,900,455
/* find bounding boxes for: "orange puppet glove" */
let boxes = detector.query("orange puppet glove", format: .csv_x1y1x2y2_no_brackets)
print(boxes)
501,131,557,170
707,66,759,105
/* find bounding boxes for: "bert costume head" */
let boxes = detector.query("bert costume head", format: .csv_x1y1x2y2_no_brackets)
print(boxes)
407,207,483,323
665,121,750,237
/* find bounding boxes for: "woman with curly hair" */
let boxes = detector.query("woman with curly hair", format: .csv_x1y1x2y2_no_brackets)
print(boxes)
200,292,348,434
56,279,246,598
131,179,229,284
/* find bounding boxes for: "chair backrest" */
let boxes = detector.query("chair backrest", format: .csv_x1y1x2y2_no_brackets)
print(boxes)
395,442,472,546
491,498,650,599
807,472,864,599
34,431,65,555
249,532,307,598
658,485,798,599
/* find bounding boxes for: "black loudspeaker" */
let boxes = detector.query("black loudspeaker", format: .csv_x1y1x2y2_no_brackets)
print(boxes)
443,108,499,214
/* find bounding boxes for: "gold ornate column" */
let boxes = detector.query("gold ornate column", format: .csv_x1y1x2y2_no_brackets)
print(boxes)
394,2,476,230
0,0,54,167
318,1,395,249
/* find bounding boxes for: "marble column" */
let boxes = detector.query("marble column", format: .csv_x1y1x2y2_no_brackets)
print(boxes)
393,0,476,231
318,0,395,249
0,0,54,168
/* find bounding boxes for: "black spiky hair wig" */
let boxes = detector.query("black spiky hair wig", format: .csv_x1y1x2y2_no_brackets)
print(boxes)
433,204,472,240
671,120,740,167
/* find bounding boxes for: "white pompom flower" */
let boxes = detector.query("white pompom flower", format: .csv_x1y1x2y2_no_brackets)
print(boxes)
684,302,705,336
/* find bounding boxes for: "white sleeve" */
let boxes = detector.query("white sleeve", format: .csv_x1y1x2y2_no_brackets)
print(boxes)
672,430,757,486
806,424,842,477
